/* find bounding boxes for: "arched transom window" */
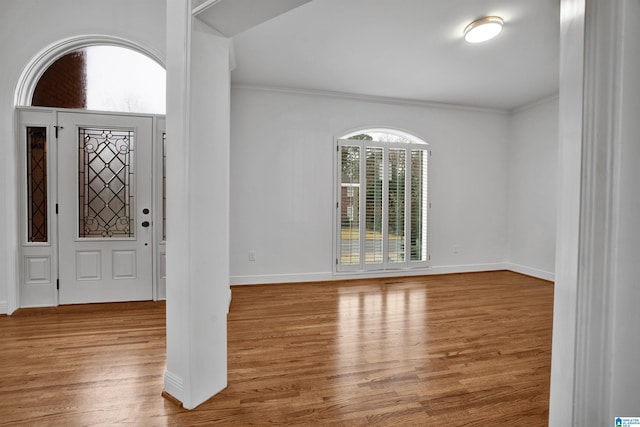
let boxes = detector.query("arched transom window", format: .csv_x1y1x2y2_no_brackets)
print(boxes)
32,45,166,114
337,129,429,272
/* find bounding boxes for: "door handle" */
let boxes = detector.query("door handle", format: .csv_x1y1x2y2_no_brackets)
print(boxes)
141,221,150,227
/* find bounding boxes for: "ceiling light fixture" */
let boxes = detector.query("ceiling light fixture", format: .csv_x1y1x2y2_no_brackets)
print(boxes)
463,16,504,43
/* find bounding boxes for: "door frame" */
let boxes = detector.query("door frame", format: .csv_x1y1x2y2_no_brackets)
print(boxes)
16,106,166,307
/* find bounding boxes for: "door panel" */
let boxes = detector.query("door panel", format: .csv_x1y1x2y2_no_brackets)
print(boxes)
58,112,153,304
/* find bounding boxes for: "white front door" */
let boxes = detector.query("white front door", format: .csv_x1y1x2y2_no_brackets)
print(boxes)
58,112,153,304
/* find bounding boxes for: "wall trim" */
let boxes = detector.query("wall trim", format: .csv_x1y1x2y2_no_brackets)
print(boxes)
505,263,555,281
548,0,586,424
231,272,333,285
230,263,555,286
428,263,509,275
511,93,560,114
231,83,509,115
191,0,223,16
163,370,184,402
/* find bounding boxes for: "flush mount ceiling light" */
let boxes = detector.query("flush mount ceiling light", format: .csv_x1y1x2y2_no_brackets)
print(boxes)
463,16,504,43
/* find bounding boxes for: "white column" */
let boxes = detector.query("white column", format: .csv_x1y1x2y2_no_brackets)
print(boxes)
550,0,640,425
608,0,640,418
549,1,585,424
164,0,230,409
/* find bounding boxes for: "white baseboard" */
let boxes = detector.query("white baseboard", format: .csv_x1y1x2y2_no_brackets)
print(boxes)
428,263,509,275
231,272,333,285
163,370,184,403
506,263,555,281
0,301,7,315
230,263,511,286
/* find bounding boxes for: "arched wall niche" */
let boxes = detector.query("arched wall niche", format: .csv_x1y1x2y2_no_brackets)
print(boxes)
14,34,166,108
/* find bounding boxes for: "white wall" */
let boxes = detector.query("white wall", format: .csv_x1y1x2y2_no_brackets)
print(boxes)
0,0,166,313
507,97,558,280
230,87,510,284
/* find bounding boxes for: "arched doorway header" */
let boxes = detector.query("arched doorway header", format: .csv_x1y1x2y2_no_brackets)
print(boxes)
14,34,166,107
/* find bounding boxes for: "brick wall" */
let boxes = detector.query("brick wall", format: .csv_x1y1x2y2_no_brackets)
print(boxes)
32,50,87,108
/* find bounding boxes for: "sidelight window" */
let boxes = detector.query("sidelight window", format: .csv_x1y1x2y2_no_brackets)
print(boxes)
26,127,48,243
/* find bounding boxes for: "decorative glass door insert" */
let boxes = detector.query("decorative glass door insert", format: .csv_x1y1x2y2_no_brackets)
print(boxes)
26,127,48,242
78,128,135,238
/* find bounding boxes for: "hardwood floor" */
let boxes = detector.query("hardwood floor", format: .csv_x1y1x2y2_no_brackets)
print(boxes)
0,271,553,426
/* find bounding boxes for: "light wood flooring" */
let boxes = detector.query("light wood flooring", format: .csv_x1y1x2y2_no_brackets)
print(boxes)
0,271,553,426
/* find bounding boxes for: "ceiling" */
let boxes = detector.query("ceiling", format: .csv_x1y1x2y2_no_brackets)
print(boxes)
230,0,560,111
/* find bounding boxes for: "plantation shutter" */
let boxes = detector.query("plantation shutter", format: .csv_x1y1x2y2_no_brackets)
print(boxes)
337,138,429,272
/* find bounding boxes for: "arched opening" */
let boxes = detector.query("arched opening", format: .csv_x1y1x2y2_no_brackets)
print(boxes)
16,37,167,308
337,128,430,272
31,45,165,114
14,35,165,108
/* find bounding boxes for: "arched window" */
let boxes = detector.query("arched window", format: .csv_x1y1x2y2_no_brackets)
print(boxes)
32,45,165,114
337,129,429,272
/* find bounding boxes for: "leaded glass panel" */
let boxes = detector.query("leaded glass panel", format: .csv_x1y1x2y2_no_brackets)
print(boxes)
27,127,48,242
162,132,166,241
78,128,134,238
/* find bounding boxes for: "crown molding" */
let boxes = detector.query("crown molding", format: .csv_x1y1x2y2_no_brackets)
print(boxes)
511,93,560,114
231,83,510,115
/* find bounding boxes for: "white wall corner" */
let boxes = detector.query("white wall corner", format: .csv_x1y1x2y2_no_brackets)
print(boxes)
510,93,560,115
228,39,236,71
506,263,555,282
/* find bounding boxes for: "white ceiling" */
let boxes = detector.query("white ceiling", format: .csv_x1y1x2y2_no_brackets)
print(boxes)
194,0,312,37
230,0,560,111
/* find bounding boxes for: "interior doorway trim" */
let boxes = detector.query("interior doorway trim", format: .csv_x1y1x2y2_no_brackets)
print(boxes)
14,35,166,107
